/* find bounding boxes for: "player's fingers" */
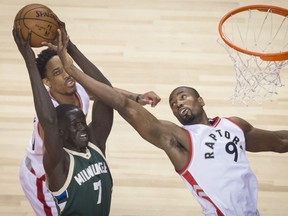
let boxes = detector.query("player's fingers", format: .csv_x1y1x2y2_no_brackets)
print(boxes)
26,30,32,46
42,42,57,51
54,14,63,26
149,100,157,107
13,26,26,46
60,28,69,49
13,25,21,38
154,96,161,105
63,35,70,49
12,28,20,46
41,41,48,46
55,29,62,48
12,27,17,39
149,96,160,107
139,99,152,106
53,29,62,51
60,27,67,38
149,99,157,107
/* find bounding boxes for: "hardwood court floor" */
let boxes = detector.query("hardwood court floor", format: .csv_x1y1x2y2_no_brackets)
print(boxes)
0,0,288,215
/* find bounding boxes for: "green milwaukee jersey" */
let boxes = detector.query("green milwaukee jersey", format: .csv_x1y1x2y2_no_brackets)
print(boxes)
51,143,113,216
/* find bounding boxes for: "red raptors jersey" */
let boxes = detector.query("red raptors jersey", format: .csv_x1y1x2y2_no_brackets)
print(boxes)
25,83,90,177
179,117,259,216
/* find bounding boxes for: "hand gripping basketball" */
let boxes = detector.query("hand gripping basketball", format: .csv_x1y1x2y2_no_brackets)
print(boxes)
14,3,59,47
44,28,73,72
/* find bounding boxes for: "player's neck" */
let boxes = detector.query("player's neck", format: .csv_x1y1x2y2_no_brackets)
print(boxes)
51,92,80,107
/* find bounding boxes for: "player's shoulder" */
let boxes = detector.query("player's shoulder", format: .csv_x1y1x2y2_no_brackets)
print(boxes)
226,116,252,133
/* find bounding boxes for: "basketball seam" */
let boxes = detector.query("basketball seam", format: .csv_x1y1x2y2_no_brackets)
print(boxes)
15,4,59,46
15,18,58,26
23,6,56,19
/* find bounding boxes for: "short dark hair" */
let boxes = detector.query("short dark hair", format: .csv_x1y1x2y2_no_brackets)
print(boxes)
186,87,200,98
170,86,200,98
36,48,57,79
55,104,79,124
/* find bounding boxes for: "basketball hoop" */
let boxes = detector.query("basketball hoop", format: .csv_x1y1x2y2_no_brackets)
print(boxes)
218,5,288,104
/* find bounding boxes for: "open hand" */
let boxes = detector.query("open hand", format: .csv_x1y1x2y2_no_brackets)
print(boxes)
42,28,73,70
12,26,35,61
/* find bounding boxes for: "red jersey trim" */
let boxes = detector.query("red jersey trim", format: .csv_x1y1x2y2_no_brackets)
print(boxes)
211,116,221,127
224,117,243,132
30,169,52,216
183,171,224,216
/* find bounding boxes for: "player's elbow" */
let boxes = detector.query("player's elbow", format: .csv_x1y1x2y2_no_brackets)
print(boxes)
270,135,288,153
114,94,130,111
274,142,288,153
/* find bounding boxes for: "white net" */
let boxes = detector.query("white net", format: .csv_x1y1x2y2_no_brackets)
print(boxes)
219,6,288,104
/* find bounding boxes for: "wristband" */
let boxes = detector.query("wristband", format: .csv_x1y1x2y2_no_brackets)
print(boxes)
136,94,141,103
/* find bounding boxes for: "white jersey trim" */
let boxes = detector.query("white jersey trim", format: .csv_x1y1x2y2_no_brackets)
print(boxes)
49,142,106,196
50,152,74,197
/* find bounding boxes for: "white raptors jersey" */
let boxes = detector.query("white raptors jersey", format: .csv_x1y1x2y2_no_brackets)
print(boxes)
179,117,259,216
25,83,90,177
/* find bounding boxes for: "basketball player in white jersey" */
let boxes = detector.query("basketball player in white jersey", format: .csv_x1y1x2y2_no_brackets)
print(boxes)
14,26,161,215
54,28,288,216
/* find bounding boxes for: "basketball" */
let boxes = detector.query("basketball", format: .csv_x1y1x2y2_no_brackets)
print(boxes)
14,4,59,47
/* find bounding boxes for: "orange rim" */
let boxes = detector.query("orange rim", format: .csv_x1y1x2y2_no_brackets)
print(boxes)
218,5,288,61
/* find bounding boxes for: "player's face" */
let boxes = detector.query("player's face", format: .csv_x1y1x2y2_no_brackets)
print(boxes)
43,55,76,96
169,87,205,125
64,108,89,152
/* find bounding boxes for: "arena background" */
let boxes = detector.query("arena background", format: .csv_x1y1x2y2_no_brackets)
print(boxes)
0,0,287,215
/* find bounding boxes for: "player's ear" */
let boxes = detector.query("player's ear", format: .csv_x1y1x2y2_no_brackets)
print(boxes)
42,78,51,87
198,97,205,107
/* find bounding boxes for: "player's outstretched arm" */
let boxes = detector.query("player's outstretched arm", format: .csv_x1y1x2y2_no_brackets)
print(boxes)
51,20,112,86
45,28,161,106
114,88,161,107
60,25,161,106
12,27,64,181
53,30,190,171
65,35,162,106
63,60,189,170
230,117,288,153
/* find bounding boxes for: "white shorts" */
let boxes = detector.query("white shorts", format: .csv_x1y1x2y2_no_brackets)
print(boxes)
19,156,58,216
